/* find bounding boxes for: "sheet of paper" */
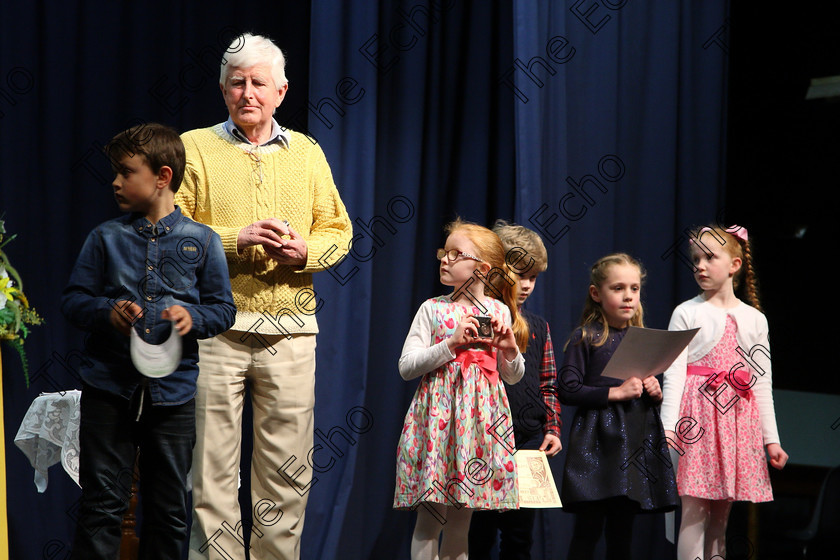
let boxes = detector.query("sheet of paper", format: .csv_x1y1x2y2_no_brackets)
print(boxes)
514,450,562,508
600,327,699,381
130,322,182,378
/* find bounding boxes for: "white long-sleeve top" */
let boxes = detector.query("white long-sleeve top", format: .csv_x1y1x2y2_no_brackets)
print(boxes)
398,296,525,384
660,295,780,445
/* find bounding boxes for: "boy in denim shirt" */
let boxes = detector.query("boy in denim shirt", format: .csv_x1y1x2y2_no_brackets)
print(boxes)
61,123,236,560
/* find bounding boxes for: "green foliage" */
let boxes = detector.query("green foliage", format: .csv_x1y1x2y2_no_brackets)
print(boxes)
1,215,43,387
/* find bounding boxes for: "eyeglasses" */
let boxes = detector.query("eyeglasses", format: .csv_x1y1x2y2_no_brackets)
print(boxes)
436,248,483,263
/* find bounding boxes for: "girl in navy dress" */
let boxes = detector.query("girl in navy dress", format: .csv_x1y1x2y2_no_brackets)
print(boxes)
559,253,678,560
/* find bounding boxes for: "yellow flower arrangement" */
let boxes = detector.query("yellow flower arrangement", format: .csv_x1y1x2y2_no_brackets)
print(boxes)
0,217,43,386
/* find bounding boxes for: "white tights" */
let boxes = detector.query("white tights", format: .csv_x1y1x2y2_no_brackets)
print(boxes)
677,496,732,560
411,503,474,560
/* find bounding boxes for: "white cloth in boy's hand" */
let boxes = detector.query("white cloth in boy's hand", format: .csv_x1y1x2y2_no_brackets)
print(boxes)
130,322,182,378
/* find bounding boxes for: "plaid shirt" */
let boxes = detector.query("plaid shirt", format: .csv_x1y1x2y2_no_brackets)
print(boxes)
540,325,562,436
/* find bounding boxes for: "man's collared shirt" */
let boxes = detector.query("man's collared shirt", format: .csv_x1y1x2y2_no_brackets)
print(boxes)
223,117,291,147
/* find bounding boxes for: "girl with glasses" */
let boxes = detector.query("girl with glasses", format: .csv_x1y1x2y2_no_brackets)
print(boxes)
394,219,528,560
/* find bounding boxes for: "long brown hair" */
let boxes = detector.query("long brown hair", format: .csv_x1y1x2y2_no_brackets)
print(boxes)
445,219,530,352
570,253,646,349
690,225,762,311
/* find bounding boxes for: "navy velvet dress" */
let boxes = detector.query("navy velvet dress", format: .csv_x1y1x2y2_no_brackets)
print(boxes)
558,326,678,513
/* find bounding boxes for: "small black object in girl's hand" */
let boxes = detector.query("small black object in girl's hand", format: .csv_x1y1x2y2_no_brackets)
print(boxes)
476,316,493,338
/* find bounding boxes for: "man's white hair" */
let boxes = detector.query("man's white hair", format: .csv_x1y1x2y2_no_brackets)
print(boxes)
220,33,288,88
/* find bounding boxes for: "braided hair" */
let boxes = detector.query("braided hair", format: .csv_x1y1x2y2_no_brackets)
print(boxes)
690,225,762,312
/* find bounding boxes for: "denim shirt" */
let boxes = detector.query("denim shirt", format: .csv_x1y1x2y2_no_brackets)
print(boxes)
61,206,236,405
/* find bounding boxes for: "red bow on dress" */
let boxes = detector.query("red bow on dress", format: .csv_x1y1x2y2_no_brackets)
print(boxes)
454,348,499,387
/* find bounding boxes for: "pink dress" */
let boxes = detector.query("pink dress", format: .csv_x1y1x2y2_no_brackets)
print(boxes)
676,316,772,501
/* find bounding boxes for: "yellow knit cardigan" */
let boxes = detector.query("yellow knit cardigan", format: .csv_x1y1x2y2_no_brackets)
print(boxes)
176,124,353,334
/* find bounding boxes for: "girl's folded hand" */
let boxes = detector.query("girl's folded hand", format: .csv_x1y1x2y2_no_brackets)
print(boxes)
766,443,788,470
447,315,479,351
642,375,662,401
609,376,643,401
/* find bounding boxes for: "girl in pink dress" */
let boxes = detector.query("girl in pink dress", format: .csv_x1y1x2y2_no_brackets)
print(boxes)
394,219,527,560
661,225,789,560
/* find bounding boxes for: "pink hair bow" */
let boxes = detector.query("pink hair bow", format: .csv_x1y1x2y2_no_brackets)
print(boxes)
726,225,748,242
698,225,748,243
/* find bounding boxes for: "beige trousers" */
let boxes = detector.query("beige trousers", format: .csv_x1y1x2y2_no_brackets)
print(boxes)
189,330,316,560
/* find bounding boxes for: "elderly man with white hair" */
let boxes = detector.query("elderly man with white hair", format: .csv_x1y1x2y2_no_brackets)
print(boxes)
176,33,353,560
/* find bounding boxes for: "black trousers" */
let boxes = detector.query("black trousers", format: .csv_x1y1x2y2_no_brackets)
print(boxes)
470,508,538,560
469,433,542,559
70,385,195,560
567,505,635,560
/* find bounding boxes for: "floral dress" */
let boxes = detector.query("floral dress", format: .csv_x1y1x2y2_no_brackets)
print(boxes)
393,295,521,510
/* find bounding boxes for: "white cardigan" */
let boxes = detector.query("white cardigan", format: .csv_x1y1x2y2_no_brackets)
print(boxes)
660,295,780,445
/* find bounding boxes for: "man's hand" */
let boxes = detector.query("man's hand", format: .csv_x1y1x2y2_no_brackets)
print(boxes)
162,305,193,335
237,218,288,253
262,224,308,266
540,433,562,456
109,300,144,336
